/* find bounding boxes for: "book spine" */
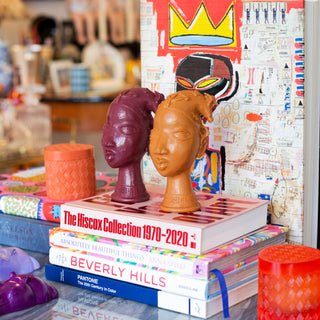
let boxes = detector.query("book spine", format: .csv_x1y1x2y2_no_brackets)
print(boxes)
60,203,203,254
49,228,205,278
46,264,258,319
188,278,258,318
0,213,58,253
45,263,160,306
50,225,287,281
49,247,209,299
46,264,202,317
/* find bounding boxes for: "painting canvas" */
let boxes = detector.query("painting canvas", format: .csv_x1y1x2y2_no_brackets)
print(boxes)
140,0,307,245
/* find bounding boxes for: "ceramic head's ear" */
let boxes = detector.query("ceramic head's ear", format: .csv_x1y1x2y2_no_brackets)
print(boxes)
196,125,209,158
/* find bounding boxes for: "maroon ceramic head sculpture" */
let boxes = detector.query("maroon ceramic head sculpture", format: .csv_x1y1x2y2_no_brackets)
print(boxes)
0,272,58,315
102,88,165,203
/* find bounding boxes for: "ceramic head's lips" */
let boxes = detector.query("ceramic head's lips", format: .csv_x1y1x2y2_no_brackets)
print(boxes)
152,157,168,171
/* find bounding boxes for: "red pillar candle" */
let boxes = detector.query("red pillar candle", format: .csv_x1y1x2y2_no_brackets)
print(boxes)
258,244,320,319
44,143,96,201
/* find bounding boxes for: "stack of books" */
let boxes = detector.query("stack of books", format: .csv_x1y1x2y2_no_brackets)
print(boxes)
0,167,117,253
45,185,288,318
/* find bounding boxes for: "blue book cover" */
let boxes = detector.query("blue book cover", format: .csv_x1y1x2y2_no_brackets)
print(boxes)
0,213,58,253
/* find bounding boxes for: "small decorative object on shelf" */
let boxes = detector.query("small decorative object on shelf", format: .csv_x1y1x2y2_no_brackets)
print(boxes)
149,90,218,213
101,88,164,203
0,272,58,316
44,143,96,201
10,44,52,151
69,63,91,93
258,244,320,319
0,247,40,281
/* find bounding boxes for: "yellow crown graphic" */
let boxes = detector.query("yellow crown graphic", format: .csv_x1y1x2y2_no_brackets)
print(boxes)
169,2,235,47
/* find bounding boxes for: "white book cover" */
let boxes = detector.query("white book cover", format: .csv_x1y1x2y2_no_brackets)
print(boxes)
60,186,268,254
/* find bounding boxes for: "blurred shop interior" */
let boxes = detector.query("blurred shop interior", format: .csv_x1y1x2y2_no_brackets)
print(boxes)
0,0,140,173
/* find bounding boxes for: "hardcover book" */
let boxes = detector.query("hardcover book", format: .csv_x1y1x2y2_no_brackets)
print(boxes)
0,212,58,253
0,167,117,223
60,186,268,254
140,0,320,250
49,224,287,279
46,263,258,318
48,246,258,300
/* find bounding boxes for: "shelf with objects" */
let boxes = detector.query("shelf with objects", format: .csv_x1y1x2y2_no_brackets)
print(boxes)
0,0,319,319
0,0,141,173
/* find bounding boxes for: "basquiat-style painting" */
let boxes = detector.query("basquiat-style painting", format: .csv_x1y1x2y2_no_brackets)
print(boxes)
141,0,305,244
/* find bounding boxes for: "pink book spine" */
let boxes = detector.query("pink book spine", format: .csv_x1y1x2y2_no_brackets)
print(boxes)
49,225,287,279
49,247,209,299
49,228,200,277
205,225,288,263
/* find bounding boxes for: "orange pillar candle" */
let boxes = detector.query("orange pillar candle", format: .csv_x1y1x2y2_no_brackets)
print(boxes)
44,143,96,201
258,244,320,319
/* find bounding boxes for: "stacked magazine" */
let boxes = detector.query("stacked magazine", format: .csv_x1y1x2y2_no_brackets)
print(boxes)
45,186,287,318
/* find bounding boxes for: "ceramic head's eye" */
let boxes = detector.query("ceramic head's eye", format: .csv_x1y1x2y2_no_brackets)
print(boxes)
173,129,192,141
10,249,17,256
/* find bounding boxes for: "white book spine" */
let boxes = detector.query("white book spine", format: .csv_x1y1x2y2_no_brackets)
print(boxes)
49,231,202,277
158,278,258,318
49,247,209,299
189,278,258,318
60,204,203,254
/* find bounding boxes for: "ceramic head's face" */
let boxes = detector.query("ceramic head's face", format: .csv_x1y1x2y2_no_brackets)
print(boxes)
149,107,200,177
102,104,148,168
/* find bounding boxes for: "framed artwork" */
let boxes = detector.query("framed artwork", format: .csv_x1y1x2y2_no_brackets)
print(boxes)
49,60,73,94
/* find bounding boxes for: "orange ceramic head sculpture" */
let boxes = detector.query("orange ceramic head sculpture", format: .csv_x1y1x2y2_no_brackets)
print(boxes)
102,88,164,203
149,90,218,212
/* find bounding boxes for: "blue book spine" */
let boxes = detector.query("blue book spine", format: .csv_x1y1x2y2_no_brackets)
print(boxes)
0,213,58,253
45,263,160,307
